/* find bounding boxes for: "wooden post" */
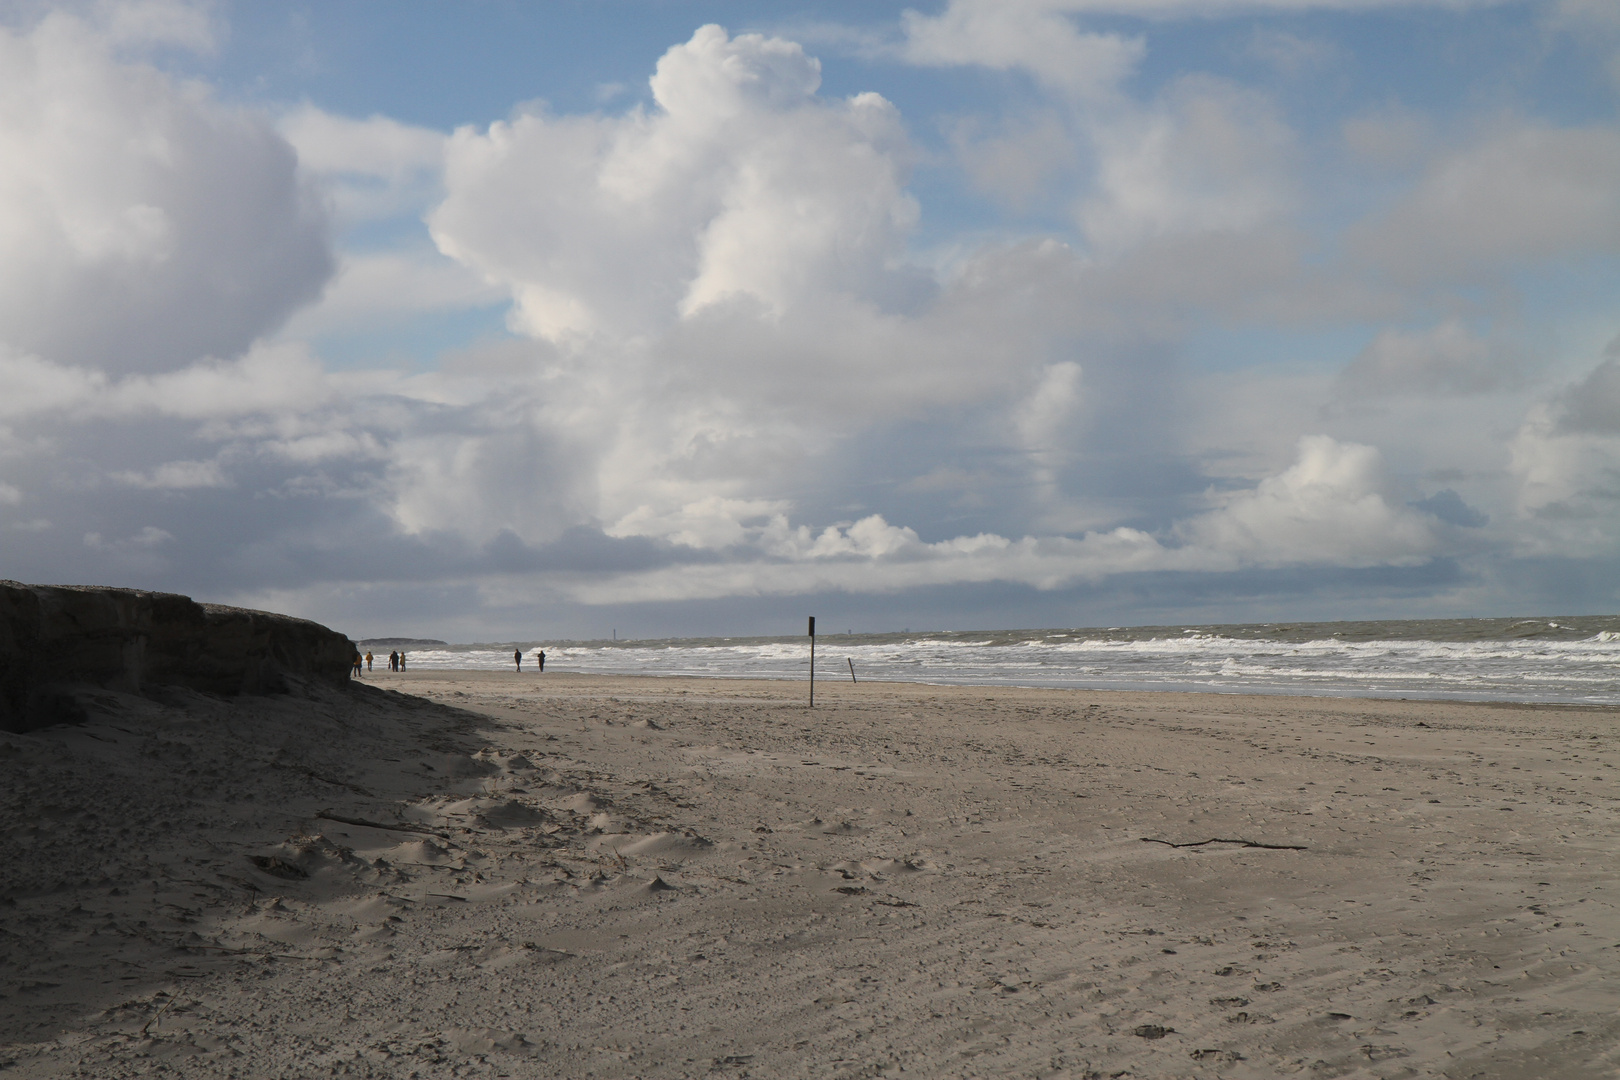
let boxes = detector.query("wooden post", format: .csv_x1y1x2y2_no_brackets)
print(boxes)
808,616,815,708
848,657,857,683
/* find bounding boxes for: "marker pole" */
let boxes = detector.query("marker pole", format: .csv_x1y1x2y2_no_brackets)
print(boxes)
808,616,816,708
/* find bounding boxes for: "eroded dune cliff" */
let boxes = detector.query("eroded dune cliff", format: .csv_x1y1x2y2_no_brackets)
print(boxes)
0,582,353,732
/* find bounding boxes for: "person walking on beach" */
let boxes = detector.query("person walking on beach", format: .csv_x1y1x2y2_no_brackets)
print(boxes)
514,648,523,672
538,649,545,673
399,651,407,671
352,650,363,677
365,651,373,672
389,650,399,672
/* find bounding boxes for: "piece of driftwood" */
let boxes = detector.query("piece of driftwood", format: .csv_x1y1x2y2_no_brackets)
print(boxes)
1140,837,1308,851
315,810,451,840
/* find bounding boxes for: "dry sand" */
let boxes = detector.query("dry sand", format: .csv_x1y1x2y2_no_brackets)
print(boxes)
3,671,1619,1078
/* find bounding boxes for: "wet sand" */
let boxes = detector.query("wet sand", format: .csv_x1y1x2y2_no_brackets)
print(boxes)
3,670,1619,1078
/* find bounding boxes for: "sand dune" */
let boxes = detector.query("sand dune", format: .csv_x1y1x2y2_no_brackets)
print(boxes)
3,671,1618,1077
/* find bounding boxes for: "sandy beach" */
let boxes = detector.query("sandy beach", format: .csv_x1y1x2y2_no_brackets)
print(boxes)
3,670,1618,1078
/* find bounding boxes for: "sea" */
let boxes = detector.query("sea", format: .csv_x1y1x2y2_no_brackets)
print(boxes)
395,616,1620,705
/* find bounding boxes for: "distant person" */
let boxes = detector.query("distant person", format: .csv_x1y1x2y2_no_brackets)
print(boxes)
538,649,545,673
399,651,407,671
389,650,399,672
351,651,363,677
365,651,373,672
514,648,523,672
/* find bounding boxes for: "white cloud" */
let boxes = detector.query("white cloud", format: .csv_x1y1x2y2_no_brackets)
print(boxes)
535,435,1449,604
111,458,228,489
0,348,106,418
1337,319,1519,397
1509,352,1620,553
950,111,1078,210
899,0,1144,99
1549,0,1620,88
1078,75,1296,252
279,105,446,226
84,524,173,548
1016,360,1085,507
608,495,790,550
1179,435,1442,568
102,343,337,420
1243,27,1340,76
1350,125,1620,283
382,404,593,546
0,10,331,372
92,0,214,51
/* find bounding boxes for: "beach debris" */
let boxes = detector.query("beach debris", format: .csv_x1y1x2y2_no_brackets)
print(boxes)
1133,1024,1174,1039
1140,837,1308,851
140,994,176,1037
248,855,308,880
316,810,450,840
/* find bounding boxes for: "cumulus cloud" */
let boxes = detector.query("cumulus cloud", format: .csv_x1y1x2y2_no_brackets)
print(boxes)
431,25,921,342
3,9,1597,634
532,436,1450,605
422,24,1061,562
1180,435,1442,568
0,9,331,373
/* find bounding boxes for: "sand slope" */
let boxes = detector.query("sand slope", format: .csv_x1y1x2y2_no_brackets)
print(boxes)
3,672,1619,1078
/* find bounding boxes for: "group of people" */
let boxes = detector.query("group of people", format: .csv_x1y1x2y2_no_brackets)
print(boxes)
351,649,409,676
354,646,546,678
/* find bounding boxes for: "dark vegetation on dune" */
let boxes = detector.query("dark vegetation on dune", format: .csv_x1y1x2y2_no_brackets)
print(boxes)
0,582,354,733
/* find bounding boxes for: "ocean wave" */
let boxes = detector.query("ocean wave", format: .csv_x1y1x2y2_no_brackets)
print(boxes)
396,615,1620,704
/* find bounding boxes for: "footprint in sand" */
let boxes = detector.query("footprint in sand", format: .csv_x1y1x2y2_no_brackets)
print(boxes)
475,800,550,829
393,838,457,865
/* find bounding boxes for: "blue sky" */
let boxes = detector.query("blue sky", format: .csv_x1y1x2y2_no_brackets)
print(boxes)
1,0,1618,640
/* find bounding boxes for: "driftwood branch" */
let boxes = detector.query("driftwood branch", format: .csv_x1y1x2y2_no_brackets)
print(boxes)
315,810,451,840
1140,837,1308,851
141,995,176,1036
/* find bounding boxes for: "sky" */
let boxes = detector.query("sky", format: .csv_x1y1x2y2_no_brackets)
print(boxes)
1,0,1619,642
